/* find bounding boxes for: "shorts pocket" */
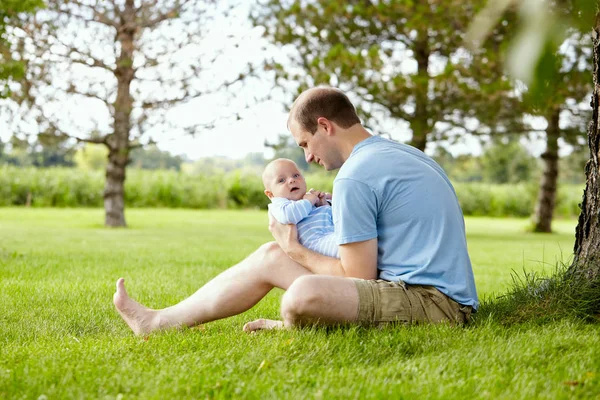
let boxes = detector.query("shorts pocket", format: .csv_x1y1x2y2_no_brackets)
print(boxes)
378,287,412,323
419,286,450,305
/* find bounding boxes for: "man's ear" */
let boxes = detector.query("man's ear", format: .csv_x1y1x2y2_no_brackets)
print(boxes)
316,117,334,136
264,189,274,199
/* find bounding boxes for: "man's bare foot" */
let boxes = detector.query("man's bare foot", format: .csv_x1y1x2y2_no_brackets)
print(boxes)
113,278,160,336
243,318,284,333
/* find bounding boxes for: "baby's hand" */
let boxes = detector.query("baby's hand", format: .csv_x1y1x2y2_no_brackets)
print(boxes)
303,189,321,205
317,192,332,207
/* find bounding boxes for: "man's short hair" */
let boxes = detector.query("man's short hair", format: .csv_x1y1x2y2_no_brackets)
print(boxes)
291,87,361,134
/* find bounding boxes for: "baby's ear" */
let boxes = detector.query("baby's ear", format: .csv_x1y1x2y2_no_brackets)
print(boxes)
264,189,274,199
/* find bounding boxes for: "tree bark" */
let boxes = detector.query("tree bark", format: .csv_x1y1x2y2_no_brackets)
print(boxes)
572,16,600,279
409,38,430,152
533,108,560,233
104,0,136,227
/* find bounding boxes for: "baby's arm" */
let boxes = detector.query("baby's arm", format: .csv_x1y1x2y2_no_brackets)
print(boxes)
269,198,314,224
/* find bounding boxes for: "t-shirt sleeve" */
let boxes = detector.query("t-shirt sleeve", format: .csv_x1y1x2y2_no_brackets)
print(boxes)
333,178,378,245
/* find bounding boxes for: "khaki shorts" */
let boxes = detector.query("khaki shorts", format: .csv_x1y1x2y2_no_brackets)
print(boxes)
353,279,472,325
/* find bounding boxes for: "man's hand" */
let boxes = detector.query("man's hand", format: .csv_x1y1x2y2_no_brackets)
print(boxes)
268,211,300,254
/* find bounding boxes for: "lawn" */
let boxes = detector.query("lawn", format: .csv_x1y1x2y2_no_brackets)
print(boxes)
1,208,598,399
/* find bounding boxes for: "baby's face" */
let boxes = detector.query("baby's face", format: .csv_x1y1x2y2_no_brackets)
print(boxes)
265,160,307,201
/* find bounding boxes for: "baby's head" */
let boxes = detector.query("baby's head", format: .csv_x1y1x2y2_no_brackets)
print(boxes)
262,158,307,201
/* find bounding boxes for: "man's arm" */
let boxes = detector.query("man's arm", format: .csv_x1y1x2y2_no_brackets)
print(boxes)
289,239,378,279
268,213,378,279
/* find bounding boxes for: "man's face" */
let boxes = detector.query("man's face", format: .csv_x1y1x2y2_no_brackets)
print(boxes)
264,160,307,201
289,118,341,171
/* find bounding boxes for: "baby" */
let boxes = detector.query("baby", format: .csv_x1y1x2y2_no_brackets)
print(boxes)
262,158,338,258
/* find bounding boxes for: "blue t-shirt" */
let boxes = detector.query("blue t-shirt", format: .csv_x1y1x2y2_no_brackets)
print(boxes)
332,136,479,309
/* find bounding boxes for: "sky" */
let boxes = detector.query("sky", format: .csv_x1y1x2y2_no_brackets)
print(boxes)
0,0,570,161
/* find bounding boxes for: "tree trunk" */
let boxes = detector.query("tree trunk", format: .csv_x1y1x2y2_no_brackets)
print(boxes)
409,38,431,152
104,147,128,227
572,17,600,279
533,108,560,233
104,0,136,227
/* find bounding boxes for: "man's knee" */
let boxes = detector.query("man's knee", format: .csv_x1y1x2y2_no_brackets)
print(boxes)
281,276,322,324
253,241,284,266
251,241,295,279
256,241,282,260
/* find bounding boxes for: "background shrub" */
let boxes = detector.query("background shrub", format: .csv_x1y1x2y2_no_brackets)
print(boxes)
0,166,583,218
226,173,270,209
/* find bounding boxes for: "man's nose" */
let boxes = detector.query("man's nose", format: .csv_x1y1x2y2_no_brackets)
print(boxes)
305,151,314,163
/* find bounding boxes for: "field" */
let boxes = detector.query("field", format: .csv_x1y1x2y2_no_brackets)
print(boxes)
1,209,599,399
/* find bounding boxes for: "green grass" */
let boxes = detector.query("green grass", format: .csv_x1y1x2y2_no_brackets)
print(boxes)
1,208,599,399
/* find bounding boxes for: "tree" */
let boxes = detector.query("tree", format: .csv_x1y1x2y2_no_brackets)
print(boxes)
4,0,248,226
253,0,523,151
469,0,600,282
573,13,600,277
0,0,43,97
529,30,591,233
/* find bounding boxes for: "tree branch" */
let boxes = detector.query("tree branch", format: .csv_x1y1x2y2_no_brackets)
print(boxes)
140,0,195,28
54,1,119,29
136,0,160,13
386,106,412,123
49,44,114,73
65,84,111,107
136,42,225,73
437,118,546,137
70,57,113,73
140,71,247,109
73,135,110,146
128,142,144,150
564,107,591,118
37,118,111,147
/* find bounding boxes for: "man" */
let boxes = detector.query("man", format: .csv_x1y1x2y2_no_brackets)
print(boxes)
113,87,478,335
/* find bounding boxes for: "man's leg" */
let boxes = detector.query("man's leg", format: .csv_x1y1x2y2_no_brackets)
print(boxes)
243,278,470,332
113,242,312,335
243,275,360,331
